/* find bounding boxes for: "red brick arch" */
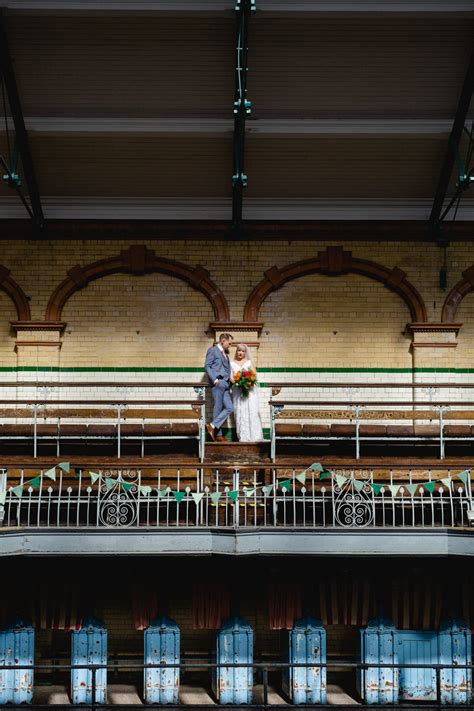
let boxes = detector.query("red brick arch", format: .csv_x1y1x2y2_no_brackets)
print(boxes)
45,246,230,322
442,266,474,322
243,246,427,323
0,264,31,321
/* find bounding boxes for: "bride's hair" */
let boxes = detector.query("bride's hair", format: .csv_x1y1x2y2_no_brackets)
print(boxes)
235,343,253,367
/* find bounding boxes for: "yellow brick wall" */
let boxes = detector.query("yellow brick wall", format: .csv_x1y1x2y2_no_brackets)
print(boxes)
0,239,472,370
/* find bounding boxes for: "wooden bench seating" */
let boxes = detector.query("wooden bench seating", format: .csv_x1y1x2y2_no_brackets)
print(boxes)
271,405,474,461
0,403,205,460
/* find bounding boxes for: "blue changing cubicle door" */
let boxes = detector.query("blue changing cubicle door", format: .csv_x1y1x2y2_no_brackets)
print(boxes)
144,616,180,704
71,617,107,705
0,619,34,705
283,616,326,704
439,619,472,705
397,630,438,701
214,617,253,704
358,618,398,705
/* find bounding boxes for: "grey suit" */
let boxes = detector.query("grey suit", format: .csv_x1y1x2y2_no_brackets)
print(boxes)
205,345,233,436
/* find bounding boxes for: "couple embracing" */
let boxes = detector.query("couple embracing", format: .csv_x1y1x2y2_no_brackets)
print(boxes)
205,333,263,443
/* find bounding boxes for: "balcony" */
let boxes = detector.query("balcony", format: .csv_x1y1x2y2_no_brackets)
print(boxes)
1,463,473,557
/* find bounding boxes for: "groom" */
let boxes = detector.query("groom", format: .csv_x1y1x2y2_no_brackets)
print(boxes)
204,333,234,442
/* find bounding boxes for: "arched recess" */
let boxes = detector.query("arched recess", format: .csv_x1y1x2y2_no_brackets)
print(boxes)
244,246,427,323
442,266,474,322
0,264,31,321
45,245,230,322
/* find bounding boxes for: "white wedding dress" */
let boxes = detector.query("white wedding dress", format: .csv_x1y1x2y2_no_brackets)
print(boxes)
231,359,264,442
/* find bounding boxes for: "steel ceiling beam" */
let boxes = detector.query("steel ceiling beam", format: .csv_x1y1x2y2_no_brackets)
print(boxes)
231,0,255,236
0,10,45,233
428,49,474,243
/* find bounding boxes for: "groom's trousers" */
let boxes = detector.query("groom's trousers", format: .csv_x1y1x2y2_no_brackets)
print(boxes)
211,380,233,436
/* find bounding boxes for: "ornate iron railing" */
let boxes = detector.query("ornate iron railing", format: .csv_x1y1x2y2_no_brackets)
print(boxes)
0,464,472,530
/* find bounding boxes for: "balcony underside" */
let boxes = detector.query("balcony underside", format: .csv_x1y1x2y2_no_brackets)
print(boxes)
1,526,474,557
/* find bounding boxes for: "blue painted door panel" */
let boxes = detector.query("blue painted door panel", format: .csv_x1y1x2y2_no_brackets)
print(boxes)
439,619,472,705
283,617,326,704
0,623,34,704
397,631,437,701
71,618,107,704
144,617,180,704
214,617,253,704
359,618,398,705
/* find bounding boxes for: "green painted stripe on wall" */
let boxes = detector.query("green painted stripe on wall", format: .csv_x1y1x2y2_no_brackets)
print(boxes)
0,366,473,373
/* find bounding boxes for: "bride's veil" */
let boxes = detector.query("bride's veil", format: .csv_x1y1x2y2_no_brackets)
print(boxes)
236,343,254,368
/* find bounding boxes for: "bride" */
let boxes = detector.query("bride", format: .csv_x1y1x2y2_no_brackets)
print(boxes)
231,344,263,442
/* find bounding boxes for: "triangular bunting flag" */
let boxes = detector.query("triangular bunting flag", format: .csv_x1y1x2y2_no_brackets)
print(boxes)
228,490,239,502
245,488,256,498
261,484,274,496
105,477,116,491
388,484,399,497
158,487,170,497
58,462,70,473
29,476,41,489
440,478,452,489
353,479,365,493
370,483,383,495
0,491,5,505
295,472,306,485
280,479,291,492
319,470,331,480
210,492,221,504
335,474,348,489
122,481,134,493
458,470,470,487
423,481,436,494
90,472,100,485
44,466,56,481
172,491,185,503
191,492,204,505
12,484,23,498
405,483,419,496
309,462,324,472
139,485,152,497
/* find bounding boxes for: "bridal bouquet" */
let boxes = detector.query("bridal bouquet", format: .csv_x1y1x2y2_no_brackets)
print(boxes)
232,368,257,397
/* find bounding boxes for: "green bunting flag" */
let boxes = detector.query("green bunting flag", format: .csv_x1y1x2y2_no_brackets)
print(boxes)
280,479,291,492
295,471,306,485
228,490,239,502
370,483,383,495
388,484,399,497
405,483,419,496
191,492,204,505
309,463,324,472
90,472,100,485
458,470,470,487
0,491,5,505
172,491,185,503
105,477,116,491
58,462,70,473
261,484,274,496
158,487,170,497
139,485,152,497
210,492,221,504
12,484,23,498
319,470,331,480
245,488,256,498
335,474,348,489
353,479,365,493
440,478,452,489
122,481,134,493
423,481,436,494
29,476,41,490
44,466,56,481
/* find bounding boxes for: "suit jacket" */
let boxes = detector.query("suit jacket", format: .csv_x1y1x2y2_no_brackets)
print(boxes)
205,345,231,385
